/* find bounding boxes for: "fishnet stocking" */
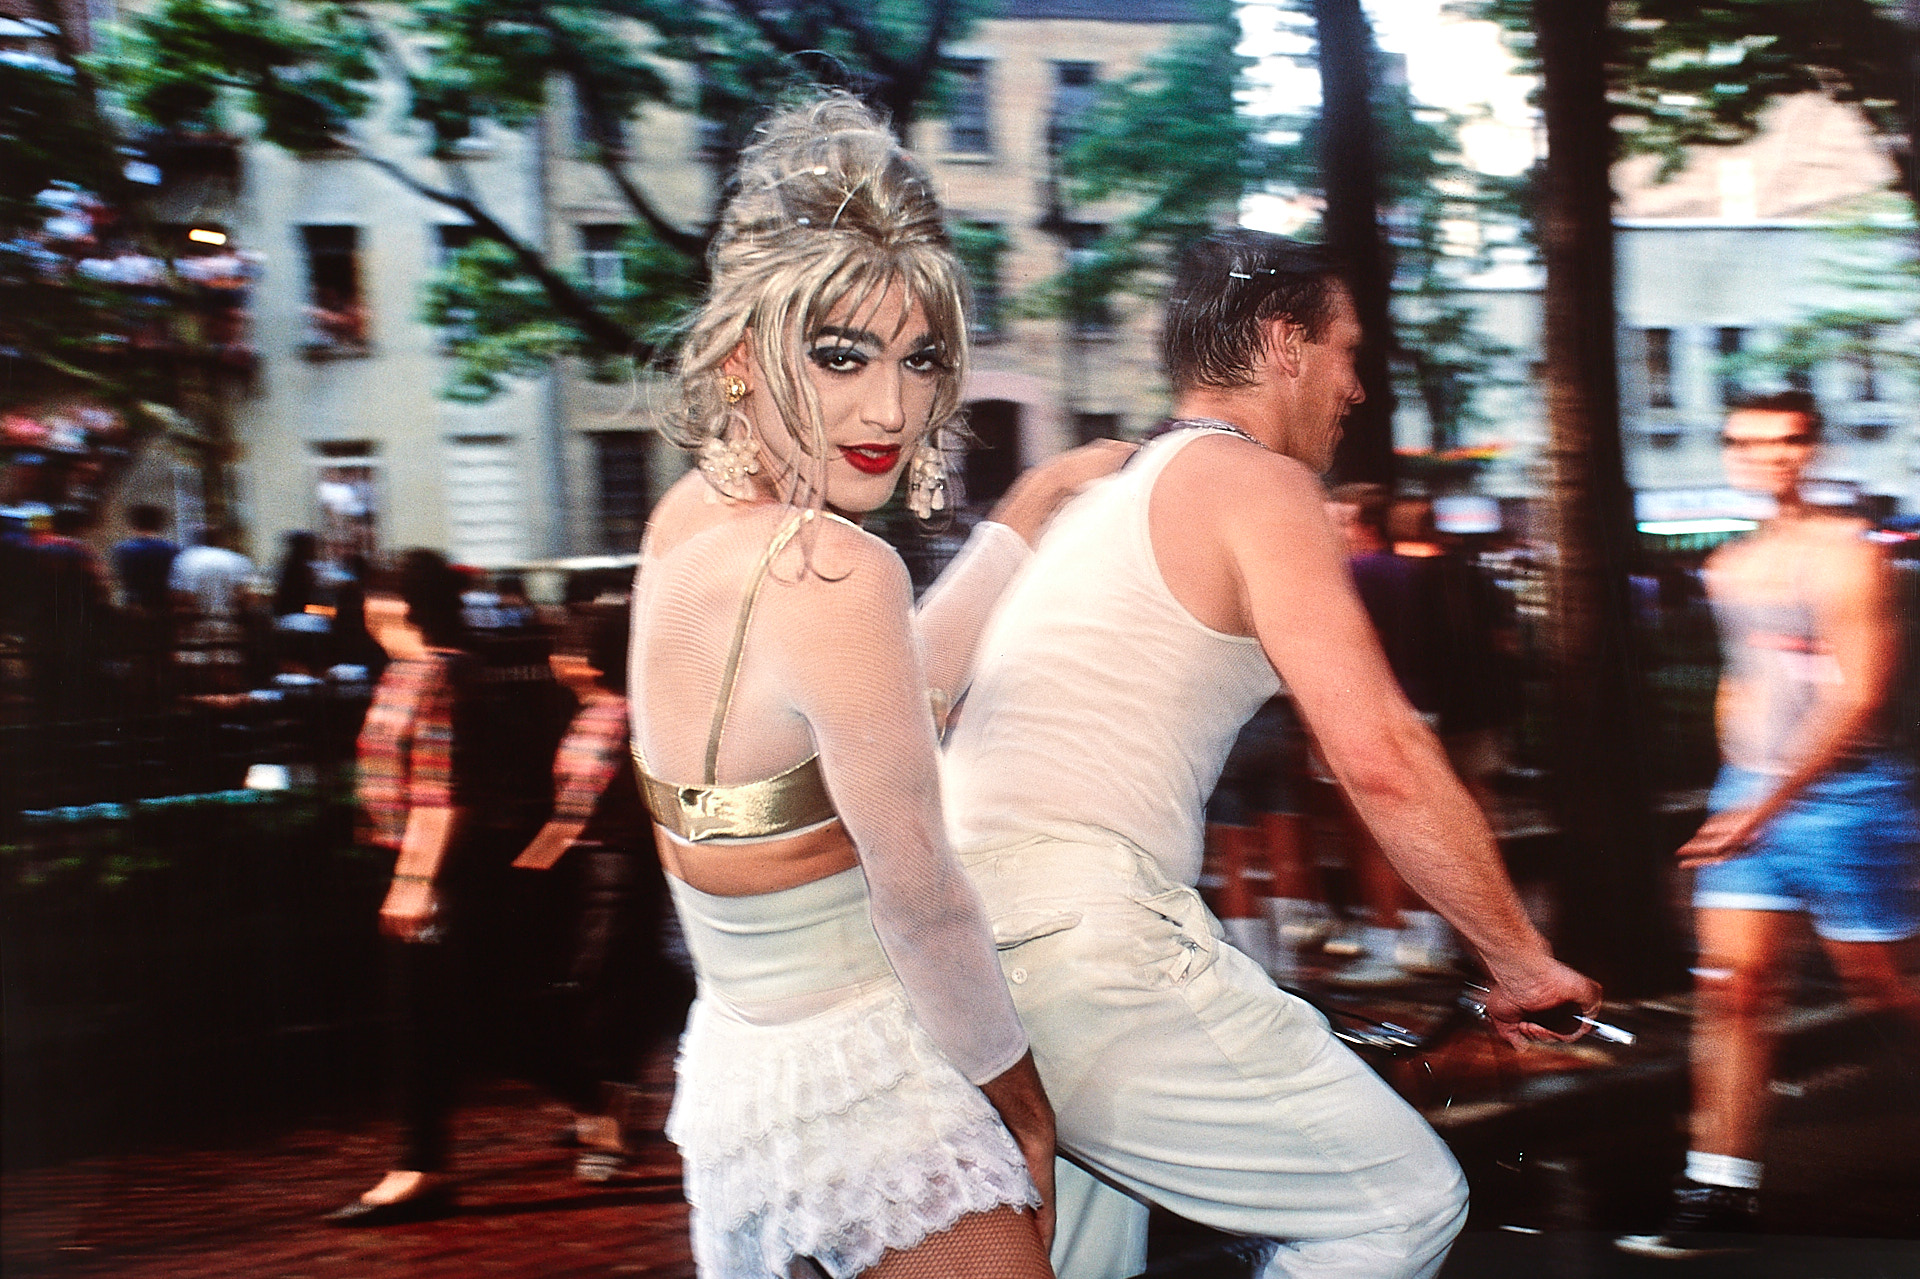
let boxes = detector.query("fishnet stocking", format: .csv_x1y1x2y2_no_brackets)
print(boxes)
859,1206,1051,1279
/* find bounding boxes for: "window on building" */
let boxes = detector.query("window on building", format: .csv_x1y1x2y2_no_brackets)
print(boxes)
301,225,368,354
1072,412,1120,446
1716,326,1745,406
1049,61,1100,154
953,222,1009,340
313,442,378,560
1785,366,1812,394
573,87,628,157
444,435,527,567
580,224,627,295
1065,222,1113,336
1644,327,1674,408
594,431,654,552
434,224,476,270
1852,326,1881,401
946,59,992,154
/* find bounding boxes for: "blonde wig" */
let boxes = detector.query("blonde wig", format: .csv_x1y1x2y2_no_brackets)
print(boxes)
668,92,971,507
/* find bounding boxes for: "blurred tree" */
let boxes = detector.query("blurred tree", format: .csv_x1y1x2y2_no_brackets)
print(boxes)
1723,220,1920,391
93,0,994,399
1309,0,1396,484
1043,0,1260,335
1460,0,1919,215
1529,0,1672,994
1,36,174,414
1056,0,1517,457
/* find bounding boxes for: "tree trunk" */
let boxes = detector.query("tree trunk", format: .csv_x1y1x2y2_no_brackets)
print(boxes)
1311,0,1396,487
1533,0,1676,994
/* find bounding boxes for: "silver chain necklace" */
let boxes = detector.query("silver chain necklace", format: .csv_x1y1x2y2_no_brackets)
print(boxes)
1169,417,1266,450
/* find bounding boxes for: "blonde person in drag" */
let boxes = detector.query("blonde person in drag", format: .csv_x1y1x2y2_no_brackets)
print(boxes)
627,93,1131,1279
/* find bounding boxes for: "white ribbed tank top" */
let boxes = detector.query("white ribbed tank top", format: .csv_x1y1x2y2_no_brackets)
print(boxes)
944,428,1281,888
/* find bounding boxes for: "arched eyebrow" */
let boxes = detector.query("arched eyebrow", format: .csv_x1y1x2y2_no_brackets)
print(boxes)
813,324,940,351
812,325,883,348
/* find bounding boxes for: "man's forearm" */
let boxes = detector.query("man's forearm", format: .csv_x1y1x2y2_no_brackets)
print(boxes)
1337,721,1554,984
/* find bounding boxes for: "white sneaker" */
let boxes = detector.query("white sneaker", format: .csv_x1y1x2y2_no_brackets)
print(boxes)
1266,898,1333,950
1322,919,1365,957
1395,911,1460,975
1220,915,1271,970
1328,926,1408,987
1329,953,1409,988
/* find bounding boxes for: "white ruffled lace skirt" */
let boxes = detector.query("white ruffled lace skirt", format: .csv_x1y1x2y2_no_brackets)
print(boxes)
666,868,1038,1279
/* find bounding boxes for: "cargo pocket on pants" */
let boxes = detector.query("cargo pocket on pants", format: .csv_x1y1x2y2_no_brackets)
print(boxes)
1133,884,1217,987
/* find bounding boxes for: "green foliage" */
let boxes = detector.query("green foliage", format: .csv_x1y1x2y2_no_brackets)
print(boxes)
1720,219,1920,384
1456,0,1914,192
1,58,191,414
949,220,1010,335
1,60,117,236
90,0,992,401
1052,0,1258,309
423,226,698,400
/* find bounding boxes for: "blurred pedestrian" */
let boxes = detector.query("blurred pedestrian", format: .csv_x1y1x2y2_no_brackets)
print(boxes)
1202,695,1318,979
326,552,388,682
1316,485,1462,986
169,527,258,694
513,600,691,1181
19,505,110,716
1617,390,1920,1259
112,503,179,612
330,548,556,1225
271,530,337,675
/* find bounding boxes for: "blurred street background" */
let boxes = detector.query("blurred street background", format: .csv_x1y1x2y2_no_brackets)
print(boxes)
4,0,1919,1275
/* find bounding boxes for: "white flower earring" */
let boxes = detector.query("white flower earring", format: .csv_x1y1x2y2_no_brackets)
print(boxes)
699,376,761,499
905,434,949,520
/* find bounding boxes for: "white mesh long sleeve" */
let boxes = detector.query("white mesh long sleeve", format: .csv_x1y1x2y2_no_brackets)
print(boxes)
912,521,1030,711
631,511,1028,1086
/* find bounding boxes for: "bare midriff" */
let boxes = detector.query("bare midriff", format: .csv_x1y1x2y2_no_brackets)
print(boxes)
654,817,860,897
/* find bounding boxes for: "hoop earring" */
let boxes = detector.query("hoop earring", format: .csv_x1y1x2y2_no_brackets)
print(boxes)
722,374,748,404
905,435,949,520
699,413,762,500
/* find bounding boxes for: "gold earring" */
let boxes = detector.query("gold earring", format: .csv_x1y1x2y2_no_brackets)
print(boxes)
722,374,748,404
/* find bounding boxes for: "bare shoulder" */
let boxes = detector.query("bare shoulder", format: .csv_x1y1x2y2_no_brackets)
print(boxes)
1157,432,1325,521
1804,516,1890,593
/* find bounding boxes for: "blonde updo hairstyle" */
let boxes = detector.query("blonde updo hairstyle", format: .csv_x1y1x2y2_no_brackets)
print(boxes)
669,92,971,505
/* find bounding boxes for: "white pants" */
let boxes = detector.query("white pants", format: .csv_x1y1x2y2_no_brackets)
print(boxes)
962,836,1468,1279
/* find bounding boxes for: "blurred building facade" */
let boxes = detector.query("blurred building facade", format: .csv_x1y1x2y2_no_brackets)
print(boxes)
555,1,1207,556
1445,94,1917,521
95,0,1205,568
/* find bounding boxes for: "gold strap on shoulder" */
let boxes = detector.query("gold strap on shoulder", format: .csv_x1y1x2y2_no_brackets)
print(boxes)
704,511,812,785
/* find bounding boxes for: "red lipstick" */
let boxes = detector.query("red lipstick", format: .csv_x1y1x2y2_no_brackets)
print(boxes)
839,443,901,475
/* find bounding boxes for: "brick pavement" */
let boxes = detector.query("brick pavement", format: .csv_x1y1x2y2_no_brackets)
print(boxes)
2,1053,695,1279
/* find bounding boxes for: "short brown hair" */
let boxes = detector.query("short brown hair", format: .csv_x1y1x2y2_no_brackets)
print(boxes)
1162,229,1347,393
1732,389,1823,441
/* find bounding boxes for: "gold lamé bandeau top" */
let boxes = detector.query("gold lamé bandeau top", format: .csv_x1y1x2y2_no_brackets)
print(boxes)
633,510,840,844
634,748,836,843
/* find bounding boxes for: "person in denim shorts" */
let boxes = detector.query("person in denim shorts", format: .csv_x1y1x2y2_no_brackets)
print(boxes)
1618,391,1920,1259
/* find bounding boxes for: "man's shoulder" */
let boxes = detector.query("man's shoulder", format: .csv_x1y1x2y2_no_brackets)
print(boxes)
1157,431,1321,507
